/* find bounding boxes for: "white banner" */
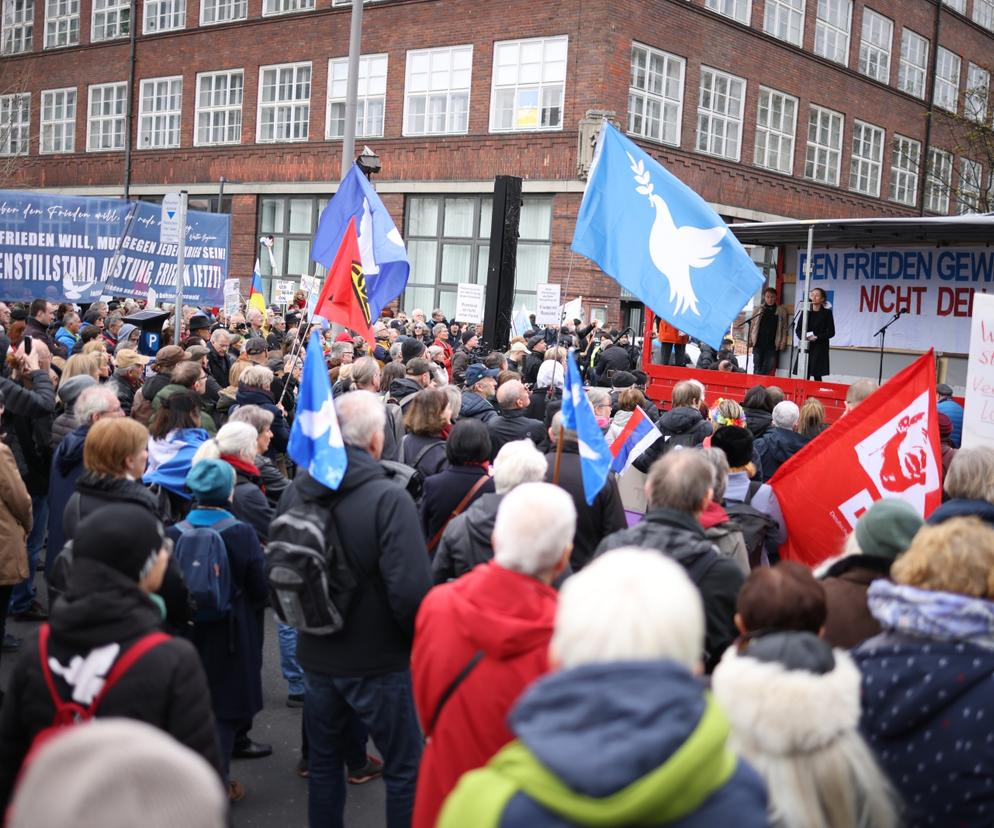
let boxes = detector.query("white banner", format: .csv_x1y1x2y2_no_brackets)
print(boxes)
796,247,993,354
962,292,994,449
535,283,562,325
455,283,485,324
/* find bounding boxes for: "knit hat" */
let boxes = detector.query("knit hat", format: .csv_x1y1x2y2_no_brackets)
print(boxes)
152,345,185,371
460,330,477,346
401,337,426,363
937,412,953,440
57,374,97,407
73,504,165,582
8,718,227,828
854,498,923,561
611,371,636,388
711,425,754,468
185,458,236,505
116,323,138,344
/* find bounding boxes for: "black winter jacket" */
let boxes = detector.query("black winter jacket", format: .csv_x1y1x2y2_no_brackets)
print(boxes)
276,449,432,677
107,373,138,416
487,408,544,459
206,346,234,389
594,344,634,384
633,406,712,473
234,385,290,457
387,376,423,404
743,407,772,438
402,432,448,478
755,426,809,482
2,370,56,494
433,492,503,584
595,509,743,671
420,464,495,544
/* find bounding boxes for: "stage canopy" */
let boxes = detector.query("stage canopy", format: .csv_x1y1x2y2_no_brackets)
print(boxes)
729,214,994,248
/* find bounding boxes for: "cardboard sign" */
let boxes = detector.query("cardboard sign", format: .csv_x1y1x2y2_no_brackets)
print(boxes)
455,283,485,324
962,292,994,449
535,283,562,325
272,279,296,304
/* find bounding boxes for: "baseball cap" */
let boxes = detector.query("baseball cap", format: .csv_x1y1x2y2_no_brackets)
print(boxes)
508,342,530,355
406,358,432,377
115,350,150,369
244,337,268,355
465,364,499,386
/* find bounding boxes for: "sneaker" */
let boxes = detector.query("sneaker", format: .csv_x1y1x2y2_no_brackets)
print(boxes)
347,755,383,785
11,600,47,622
296,757,309,778
286,693,305,708
2,634,20,653
228,780,246,802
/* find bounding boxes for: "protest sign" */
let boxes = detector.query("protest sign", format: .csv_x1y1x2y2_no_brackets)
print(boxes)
455,283,485,324
223,278,241,317
272,279,297,305
962,292,994,449
535,283,562,325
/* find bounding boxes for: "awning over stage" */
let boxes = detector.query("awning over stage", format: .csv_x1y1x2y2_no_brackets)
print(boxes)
728,214,994,248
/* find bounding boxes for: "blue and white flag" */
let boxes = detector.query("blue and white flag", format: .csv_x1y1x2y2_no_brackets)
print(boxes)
571,122,764,348
288,330,348,490
311,164,410,322
561,351,613,505
608,406,658,474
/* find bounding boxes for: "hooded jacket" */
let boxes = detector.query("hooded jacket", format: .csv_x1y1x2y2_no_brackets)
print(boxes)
754,427,809,482
388,376,424,404
438,660,768,828
819,554,891,649
433,492,503,584
743,407,772,439
633,407,712,473
411,563,558,828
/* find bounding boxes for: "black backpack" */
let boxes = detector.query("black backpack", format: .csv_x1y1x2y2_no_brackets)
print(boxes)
266,493,359,636
724,481,778,569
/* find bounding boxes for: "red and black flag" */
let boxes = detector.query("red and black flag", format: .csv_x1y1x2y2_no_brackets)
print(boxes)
314,216,373,339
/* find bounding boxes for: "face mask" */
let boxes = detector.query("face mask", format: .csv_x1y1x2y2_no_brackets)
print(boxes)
148,592,167,620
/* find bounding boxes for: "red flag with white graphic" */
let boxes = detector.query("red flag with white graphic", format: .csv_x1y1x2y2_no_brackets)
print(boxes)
314,216,374,339
768,350,942,568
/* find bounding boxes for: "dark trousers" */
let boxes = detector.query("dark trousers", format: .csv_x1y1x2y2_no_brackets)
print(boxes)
217,717,249,782
304,669,422,828
301,708,369,770
657,342,686,366
753,346,777,376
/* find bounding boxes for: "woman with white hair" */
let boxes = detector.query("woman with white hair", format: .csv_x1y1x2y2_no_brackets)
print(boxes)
926,446,994,527
228,404,288,509
233,364,290,459
526,359,564,423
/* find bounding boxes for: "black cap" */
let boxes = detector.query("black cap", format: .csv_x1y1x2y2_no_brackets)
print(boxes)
73,504,165,582
711,425,754,468
188,313,211,332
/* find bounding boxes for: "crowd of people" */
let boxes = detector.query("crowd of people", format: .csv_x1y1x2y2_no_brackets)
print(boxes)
0,294,986,828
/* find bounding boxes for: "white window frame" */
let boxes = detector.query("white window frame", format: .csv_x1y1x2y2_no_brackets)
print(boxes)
966,63,989,123
696,66,745,161
897,29,928,99
933,47,960,113
403,45,472,137
942,0,966,11
86,81,127,152
813,0,852,65
2,0,33,54
143,0,183,33
195,69,242,147
628,42,685,147
325,54,387,140
858,8,892,84
889,134,920,206
849,120,885,196
925,147,953,214
262,0,313,15
753,86,797,175
199,0,245,25
958,158,982,215
45,0,78,47
0,93,30,155
91,0,128,41
804,105,844,186
704,0,750,25
490,35,567,133
138,75,181,149
256,61,311,144
40,86,75,153
974,0,994,30
763,0,805,47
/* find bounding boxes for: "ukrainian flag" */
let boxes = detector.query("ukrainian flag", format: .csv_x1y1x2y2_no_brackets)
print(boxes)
249,259,267,315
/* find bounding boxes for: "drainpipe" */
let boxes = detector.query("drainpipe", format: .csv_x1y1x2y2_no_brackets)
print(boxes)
916,0,943,215
122,0,138,199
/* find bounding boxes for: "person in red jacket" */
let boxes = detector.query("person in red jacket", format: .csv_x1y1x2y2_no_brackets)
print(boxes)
656,317,690,367
410,481,576,828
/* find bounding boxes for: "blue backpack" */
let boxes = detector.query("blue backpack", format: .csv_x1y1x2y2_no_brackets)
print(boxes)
173,517,238,621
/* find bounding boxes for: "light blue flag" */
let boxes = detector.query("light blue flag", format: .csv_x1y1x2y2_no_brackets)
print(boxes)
571,121,764,348
288,330,348,490
561,351,613,505
311,163,410,322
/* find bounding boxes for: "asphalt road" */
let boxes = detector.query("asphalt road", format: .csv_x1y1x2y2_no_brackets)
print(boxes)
1,580,387,828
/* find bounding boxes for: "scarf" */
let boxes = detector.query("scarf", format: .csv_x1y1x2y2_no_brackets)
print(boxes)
867,579,994,650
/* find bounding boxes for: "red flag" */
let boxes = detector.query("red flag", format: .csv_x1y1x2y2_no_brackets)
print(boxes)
314,216,373,338
769,350,942,568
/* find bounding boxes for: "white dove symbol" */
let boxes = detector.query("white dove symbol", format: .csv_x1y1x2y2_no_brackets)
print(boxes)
628,153,726,317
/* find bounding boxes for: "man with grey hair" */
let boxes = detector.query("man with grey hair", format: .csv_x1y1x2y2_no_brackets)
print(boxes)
755,399,808,482
275,389,431,828
595,449,745,672
487,379,544,459
844,378,878,414
207,328,234,388
412,481,574,828
434,439,552,583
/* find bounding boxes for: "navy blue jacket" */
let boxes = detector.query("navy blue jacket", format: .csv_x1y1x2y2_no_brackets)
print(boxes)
754,426,809,482
928,498,994,528
421,464,495,544
46,424,90,574
459,390,498,424
234,385,290,457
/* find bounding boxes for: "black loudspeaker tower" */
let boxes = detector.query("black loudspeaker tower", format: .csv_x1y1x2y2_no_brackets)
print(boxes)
483,175,522,352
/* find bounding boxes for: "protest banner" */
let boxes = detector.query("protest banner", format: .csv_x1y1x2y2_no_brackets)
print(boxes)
962,292,994,449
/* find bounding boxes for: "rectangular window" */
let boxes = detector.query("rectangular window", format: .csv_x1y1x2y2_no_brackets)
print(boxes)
143,0,183,32
196,69,242,146
696,66,745,161
958,158,982,214
404,45,471,136
704,0,750,25
754,86,797,174
849,120,884,196
933,47,960,112
804,105,844,185
0,93,30,155
763,0,805,47
92,0,128,40
942,0,966,11
628,43,684,146
813,0,852,65
925,147,952,213
2,0,32,53
974,0,994,30
87,81,127,151
40,87,74,153
858,8,892,83
491,36,567,132
257,62,310,143
889,134,920,206
262,0,313,15
45,0,78,47
966,63,989,123
257,195,330,289
138,76,181,149
326,54,386,139
897,29,928,99
200,0,245,24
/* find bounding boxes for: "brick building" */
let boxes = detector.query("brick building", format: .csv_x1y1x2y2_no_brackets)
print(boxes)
1,0,992,325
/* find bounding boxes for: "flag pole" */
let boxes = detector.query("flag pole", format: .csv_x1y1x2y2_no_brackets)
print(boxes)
797,224,814,380
277,283,319,408
552,425,565,485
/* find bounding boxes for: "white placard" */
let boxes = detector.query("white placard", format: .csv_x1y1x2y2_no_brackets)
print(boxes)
561,295,583,324
272,279,296,304
455,283,485,324
535,283,562,325
962,292,994,449
160,192,182,245
299,274,321,315
223,278,241,317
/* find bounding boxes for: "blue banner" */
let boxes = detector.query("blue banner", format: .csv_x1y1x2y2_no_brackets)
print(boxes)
0,190,230,305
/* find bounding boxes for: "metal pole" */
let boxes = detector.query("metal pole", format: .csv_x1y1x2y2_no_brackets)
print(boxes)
798,224,814,380
217,176,226,212
341,0,364,180
173,190,187,343
122,0,137,199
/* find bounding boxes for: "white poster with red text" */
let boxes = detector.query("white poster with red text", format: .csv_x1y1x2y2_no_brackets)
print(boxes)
962,293,994,449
